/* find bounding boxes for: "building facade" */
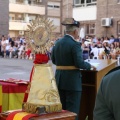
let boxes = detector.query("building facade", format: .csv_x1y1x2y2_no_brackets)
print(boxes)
73,0,97,38
73,0,120,38
0,1,9,36
96,0,120,37
9,0,73,37
0,0,73,37
9,0,46,37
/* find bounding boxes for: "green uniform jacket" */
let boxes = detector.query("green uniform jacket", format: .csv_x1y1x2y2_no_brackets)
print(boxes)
94,66,120,120
51,35,91,91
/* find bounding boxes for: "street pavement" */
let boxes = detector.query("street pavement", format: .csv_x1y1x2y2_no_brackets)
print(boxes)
0,58,56,81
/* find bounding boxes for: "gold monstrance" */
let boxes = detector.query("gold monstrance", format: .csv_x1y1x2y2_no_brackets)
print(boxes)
23,16,62,114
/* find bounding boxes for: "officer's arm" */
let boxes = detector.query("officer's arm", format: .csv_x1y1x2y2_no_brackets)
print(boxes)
93,79,115,120
72,43,91,70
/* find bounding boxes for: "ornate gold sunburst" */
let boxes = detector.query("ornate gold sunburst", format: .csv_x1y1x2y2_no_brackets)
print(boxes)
25,16,56,54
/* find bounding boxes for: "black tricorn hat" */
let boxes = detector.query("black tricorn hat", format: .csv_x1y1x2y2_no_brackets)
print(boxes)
61,18,80,28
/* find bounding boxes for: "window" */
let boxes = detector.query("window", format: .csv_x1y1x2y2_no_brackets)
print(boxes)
48,17,60,26
74,0,97,7
47,5,60,8
54,5,60,8
74,0,79,4
86,24,95,35
48,5,54,8
9,14,15,21
48,2,60,9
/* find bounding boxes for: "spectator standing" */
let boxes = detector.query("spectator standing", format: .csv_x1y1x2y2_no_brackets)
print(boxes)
1,36,6,57
90,44,99,59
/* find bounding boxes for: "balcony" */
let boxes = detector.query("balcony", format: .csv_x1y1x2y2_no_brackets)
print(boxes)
73,6,97,21
9,20,28,31
9,20,60,33
74,1,97,7
9,2,45,15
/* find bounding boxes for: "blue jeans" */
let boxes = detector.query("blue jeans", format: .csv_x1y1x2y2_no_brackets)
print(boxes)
83,53,89,60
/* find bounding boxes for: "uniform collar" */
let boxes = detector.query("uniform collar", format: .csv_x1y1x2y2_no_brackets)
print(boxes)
65,34,76,41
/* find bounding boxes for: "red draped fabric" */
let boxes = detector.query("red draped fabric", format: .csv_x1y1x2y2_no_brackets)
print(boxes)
33,54,49,64
0,81,28,112
6,111,38,120
6,110,67,120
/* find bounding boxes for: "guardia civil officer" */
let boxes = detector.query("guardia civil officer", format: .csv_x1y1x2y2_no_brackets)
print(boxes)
51,18,96,120
94,66,120,120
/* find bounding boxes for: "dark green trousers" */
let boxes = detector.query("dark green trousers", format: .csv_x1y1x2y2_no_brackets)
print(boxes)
58,89,81,120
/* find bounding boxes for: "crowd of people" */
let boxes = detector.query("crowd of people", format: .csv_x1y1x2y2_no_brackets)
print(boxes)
0,34,120,62
0,35,54,60
0,35,31,59
80,35,120,60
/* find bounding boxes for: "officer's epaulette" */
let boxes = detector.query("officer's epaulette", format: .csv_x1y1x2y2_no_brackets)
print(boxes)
105,66,120,77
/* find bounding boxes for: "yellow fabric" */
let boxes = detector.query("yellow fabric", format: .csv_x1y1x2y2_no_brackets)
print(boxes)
24,64,62,113
9,93,24,110
2,93,24,112
2,93,8,112
0,85,2,106
27,64,61,105
13,112,30,120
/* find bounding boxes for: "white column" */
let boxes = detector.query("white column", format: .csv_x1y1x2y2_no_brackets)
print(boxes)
24,0,28,4
10,0,16,3
24,14,29,23
85,0,87,7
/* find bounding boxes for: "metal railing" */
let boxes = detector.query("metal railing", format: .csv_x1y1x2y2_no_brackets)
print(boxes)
74,2,97,7
9,20,27,23
9,1,44,7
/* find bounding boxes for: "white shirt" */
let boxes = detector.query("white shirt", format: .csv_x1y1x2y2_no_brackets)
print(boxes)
91,47,99,57
103,40,109,43
6,39,9,45
6,45,10,50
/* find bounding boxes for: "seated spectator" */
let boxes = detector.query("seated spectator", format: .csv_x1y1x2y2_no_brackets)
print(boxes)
81,43,89,60
92,36,98,43
115,42,120,56
13,44,19,58
25,45,31,59
114,35,120,48
109,35,115,44
9,44,15,58
103,37,109,44
109,43,117,59
18,43,24,59
5,42,11,57
98,44,105,59
21,43,26,59
90,44,99,59
103,42,110,59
